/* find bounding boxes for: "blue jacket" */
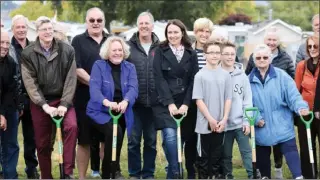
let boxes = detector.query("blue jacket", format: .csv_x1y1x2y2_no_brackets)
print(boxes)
86,60,138,136
249,65,308,146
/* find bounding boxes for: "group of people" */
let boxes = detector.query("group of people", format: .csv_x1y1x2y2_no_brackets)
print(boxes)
0,6,319,179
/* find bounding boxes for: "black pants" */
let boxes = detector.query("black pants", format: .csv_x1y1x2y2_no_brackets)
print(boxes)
297,115,320,179
90,135,101,172
92,116,126,179
20,100,38,174
182,132,198,179
273,144,283,169
198,132,225,179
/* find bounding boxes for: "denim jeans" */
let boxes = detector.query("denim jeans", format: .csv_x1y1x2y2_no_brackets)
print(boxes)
0,109,19,179
222,128,252,179
161,128,180,179
128,107,157,178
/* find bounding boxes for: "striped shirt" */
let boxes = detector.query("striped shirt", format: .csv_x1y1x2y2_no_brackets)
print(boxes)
195,48,206,69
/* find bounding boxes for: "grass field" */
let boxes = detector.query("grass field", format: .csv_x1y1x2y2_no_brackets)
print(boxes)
16,124,299,179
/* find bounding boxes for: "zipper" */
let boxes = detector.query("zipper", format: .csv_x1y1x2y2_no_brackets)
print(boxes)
146,49,149,106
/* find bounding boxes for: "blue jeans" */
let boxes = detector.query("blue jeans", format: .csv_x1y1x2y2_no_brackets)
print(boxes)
128,107,157,178
0,109,19,179
161,128,180,179
223,128,252,179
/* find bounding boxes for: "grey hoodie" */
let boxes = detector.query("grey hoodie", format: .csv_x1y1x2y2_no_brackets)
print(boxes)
224,62,253,131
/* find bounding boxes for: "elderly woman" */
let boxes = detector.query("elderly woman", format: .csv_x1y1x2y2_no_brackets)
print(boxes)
249,44,309,179
152,19,198,179
295,35,320,178
86,36,138,179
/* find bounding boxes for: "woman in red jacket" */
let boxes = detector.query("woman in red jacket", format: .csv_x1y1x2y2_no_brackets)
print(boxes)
295,35,320,179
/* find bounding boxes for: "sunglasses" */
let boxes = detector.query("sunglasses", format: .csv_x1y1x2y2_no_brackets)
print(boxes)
308,44,318,50
255,56,269,60
89,18,103,23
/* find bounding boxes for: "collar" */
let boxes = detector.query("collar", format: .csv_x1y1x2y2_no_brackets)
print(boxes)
33,37,58,55
249,64,277,83
11,36,29,48
85,30,108,38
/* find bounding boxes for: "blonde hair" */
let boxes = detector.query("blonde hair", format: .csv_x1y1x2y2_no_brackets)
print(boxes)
193,18,214,33
99,36,130,60
253,44,272,62
11,14,29,30
35,16,52,31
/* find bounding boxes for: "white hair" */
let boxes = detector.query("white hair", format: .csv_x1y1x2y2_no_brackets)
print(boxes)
35,16,53,31
210,26,228,41
11,14,29,30
136,11,154,26
264,26,280,41
99,36,130,60
312,14,319,24
253,44,272,63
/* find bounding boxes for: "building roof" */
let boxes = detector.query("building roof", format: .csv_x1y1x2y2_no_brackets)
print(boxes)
250,19,302,35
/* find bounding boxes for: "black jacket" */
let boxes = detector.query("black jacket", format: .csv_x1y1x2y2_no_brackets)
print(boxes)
245,47,295,78
0,55,23,115
127,32,159,107
152,44,199,130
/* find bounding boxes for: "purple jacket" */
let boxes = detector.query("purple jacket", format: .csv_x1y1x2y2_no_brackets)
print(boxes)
86,60,138,136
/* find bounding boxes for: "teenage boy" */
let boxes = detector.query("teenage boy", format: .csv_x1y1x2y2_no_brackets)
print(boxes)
220,41,253,179
192,41,232,179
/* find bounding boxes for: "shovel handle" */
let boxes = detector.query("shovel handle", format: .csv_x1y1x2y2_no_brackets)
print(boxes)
245,107,259,126
300,111,314,129
172,113,186,127
52,116,63,128
108,108,122,124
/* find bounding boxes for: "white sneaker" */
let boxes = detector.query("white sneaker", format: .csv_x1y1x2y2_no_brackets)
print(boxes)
295,176,303,179
91,170,101,178
274,168,283,179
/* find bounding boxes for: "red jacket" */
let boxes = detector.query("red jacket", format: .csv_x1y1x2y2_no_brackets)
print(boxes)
295,60,320,110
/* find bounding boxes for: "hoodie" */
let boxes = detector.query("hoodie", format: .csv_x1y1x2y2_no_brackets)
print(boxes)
225,62,253,131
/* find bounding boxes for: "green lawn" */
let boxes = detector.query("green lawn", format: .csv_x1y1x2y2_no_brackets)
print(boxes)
16,124,298,179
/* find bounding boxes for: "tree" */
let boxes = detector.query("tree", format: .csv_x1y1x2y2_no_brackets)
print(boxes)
219,13,252,25
270,1,319,31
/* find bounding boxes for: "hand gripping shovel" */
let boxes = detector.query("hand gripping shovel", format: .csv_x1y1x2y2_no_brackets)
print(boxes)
52,116,65,179
244,107,260,179
109,108,122,179
172,113,187,179
300,111,315,179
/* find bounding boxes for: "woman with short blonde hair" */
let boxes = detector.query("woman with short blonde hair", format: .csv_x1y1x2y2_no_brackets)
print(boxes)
86,36,138,179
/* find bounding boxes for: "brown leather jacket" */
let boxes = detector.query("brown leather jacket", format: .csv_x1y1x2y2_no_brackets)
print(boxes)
21,37,77,108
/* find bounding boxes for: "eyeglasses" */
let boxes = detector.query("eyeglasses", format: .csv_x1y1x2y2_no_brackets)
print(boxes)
222,53,236,57
206,51,221,55
255,56,269,60
89,18,103,23
308,44,318,50
38,27,53,32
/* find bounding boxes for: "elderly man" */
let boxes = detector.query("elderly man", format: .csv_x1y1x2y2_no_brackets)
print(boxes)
126,11,159,179
0,28,22,179
9,15,40,179
21,16,77,179
71,7,109,179
245,26,295,179
296,14,319,66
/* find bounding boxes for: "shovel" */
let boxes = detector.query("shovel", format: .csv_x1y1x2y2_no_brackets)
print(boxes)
109,108,122,179
172,112,187,179
300,111,315,179
52,116,65,179
245,107,260,179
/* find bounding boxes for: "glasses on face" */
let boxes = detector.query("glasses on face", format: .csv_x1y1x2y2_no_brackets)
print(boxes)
206,51,221,55
308,44,318,50
38,27,53,32
255,56,269,61
89,18,103,23
222,53,236,57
